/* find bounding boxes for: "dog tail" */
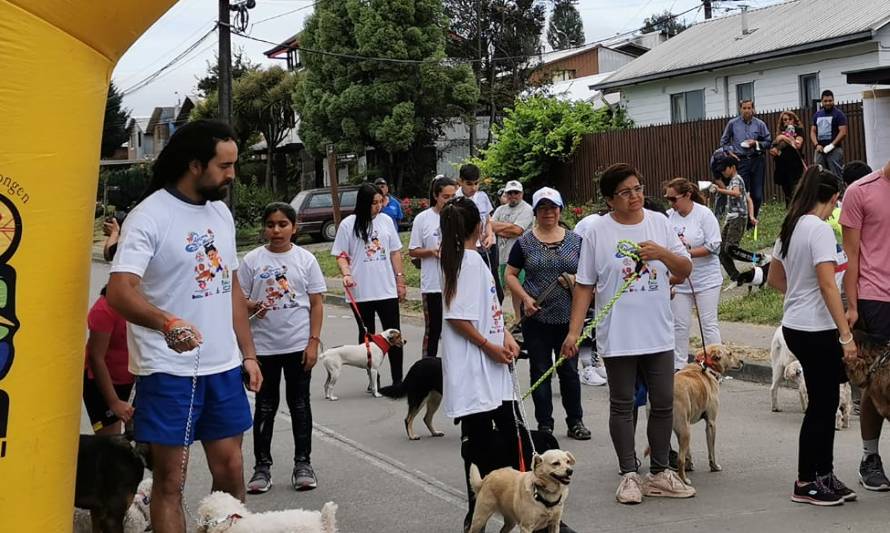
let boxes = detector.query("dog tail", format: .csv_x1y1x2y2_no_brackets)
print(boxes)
378,381,406,399
320,501,338,533
469,463,483,494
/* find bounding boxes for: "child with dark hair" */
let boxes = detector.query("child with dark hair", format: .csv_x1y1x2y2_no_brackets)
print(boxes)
714,157,757,282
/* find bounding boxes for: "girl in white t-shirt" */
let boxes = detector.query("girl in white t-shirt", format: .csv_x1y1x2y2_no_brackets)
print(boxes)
664,177,723,370
767,167,858,506
409,176,457,357
239,202,326,494
562,163,695,505
332,183,407,384
439,196,523,529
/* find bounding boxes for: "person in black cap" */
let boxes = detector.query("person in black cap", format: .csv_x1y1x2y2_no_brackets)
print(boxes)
375,178,403,233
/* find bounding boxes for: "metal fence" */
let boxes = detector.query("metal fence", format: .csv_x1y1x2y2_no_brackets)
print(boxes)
554,102,866,204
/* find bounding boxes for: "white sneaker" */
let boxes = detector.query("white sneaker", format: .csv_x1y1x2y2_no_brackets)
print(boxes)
616,472,643,504
580,366,607,386
643,470,696,498
594,363,608,380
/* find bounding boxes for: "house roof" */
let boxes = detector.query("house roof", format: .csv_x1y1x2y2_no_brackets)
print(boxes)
595,0,890,90
127,117,150,133
548,72,614,102
146,106,176,132
264,33,301,58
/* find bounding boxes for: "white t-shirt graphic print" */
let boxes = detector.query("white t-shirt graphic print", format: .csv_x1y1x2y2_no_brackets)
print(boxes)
409,208,443,293
238,245,327,355
331,214,402,302
575,210,690,357
111,189,241,377
441,250,511,418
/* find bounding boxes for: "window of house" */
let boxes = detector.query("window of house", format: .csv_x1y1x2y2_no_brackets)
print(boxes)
287,49,301,71
670,89,706,123
736,82,754,105
551,69,576,82
799,73,820,110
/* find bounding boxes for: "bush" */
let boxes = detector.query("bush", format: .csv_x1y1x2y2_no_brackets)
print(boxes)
98,163,153,210
400,197,430,225
562,201,601,229
233,182,281,229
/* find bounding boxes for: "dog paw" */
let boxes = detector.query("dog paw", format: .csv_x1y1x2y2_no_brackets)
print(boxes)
683,476,693,485
771,407,781,412
373,392,382,398
431,431,445,437
329,395,339,401
710,463,722,472
408,435,421,441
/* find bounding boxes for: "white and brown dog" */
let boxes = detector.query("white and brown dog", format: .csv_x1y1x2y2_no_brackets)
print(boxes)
468,449,575,533
196,491,337,533
320,328,404,400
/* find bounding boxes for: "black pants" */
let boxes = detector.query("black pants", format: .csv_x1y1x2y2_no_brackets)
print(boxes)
352,297,403,384
738,155,765,217
523,319,582,429
253,352,312,467
783,327,845,482
719,216,746,281
478,245,504,304
421,292,442,358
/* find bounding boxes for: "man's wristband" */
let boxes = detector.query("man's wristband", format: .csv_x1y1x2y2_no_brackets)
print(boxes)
162,317,181,333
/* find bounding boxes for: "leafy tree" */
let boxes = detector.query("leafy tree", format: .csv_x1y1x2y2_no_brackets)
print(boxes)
293,0,479,192
101,82,131,158
642,9,688,37
195,49,259,97
469,95,632,186
547,0,584,50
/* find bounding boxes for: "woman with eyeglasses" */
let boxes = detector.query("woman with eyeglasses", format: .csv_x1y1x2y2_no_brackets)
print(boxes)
770,111,806,206
562,163,694,505
663,178,723,371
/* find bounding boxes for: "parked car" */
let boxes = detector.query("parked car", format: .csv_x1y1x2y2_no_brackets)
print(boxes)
290,185,360,241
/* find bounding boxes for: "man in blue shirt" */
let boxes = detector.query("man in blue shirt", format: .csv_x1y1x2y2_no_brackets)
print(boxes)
810,90,848,181
375,177,403,233
720,99,772,218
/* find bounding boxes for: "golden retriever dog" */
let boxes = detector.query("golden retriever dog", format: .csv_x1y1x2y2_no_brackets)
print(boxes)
468,449,575,533
845,330,890,418
672,345,742,484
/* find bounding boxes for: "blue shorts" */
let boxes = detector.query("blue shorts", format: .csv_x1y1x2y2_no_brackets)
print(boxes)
133,366,252,446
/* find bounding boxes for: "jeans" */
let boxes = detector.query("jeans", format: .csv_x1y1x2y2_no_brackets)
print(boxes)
671,286,722,370
814,146,845,182
351,298,403,384
782,327,844,481
603,351,674,474
253,352,312,467
522,319,583,429
719,217,746,281
738,155,765,217
421,292,442,358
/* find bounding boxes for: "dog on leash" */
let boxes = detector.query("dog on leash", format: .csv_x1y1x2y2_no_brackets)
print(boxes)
196,491,338,533
379,357,445,440
671,345,742,484
75,478,152,533
845,330,890,418
468,449,575,533
320,328,404,400
74,434,146,533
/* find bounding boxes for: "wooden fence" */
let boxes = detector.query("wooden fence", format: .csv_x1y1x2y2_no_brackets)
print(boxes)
555,102,866,204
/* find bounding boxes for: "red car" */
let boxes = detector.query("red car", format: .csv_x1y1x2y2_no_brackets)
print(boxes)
289,186,360,241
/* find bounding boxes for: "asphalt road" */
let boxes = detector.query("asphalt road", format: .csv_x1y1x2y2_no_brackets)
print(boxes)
84,261,889,532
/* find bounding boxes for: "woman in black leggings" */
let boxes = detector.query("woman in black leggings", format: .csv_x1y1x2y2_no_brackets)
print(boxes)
767,167,858,506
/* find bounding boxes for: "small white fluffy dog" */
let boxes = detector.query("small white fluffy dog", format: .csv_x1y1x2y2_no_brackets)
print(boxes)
74,478,152,533
321,328,404,400
770,328,853,430
196,491,338,533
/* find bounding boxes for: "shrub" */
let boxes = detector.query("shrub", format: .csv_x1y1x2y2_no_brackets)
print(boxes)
400,197,430,225
233,182,281,229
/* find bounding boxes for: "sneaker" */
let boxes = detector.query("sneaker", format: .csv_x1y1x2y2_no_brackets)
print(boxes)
247,466,272,494
580,365,607,386
616,472,643,504
859,454,890,491
567,421,591,441
642,470,696,498
821,473,857,502
292,461,318,491
791,479,844,506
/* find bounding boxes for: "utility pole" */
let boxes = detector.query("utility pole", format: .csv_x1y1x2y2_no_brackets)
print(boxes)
703,0,713,20
219,0,234,208
327,144,342,230
469,0,482,157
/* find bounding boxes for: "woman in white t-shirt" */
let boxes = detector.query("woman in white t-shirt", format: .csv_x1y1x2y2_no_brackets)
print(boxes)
439,196,523,530
767,167,858,506
239,202,327,494
664,177,723,370
332,182,407,384
561,163,695,505
408,176,457,357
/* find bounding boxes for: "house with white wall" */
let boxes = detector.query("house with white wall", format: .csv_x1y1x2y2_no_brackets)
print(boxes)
594,0,890,127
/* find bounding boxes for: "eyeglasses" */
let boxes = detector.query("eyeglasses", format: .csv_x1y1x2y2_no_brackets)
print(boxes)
614,184,644,199
664,195,680,203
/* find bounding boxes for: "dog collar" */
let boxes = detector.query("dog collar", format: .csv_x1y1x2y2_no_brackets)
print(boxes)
200,513,243,529
533,486,563,508
698,360,723,382
370,334,390,354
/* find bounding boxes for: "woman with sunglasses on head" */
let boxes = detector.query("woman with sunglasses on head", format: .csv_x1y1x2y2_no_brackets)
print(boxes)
561,163,694,505
664,178,723,371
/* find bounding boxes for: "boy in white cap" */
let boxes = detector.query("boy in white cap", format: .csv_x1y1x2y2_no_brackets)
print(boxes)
492,180,534,318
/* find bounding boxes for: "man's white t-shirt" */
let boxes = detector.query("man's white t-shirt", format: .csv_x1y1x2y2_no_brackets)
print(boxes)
667,202,723,293
573,213,601,240
455,189,494,247
492,201,534,265
331,214,401,302
442,250,512,418
111,189,241,377
409,208,442,294
238,245,327,355
576,210,690,357
773,215,838,332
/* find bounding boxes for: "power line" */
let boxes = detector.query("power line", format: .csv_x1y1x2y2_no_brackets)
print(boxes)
249,1,319,30
121,27,218,97
116,20,217,86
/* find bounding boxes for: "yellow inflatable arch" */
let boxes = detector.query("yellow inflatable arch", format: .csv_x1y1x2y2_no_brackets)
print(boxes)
0,1,176,529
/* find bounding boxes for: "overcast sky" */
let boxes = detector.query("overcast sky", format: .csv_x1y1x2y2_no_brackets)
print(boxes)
115,0,784,116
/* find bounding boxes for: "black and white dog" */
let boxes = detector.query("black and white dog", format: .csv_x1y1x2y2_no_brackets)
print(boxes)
728,245,771,291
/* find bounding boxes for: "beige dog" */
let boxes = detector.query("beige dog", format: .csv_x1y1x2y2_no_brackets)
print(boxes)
673,345,742,485
468,449,575,533
196,491,337,533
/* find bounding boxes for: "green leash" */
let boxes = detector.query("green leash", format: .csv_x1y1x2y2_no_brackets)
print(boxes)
522,240,643,400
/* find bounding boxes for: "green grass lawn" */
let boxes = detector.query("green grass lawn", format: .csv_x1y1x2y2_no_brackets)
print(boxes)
718,286,784,325
313,233,422,288
739,199,784,252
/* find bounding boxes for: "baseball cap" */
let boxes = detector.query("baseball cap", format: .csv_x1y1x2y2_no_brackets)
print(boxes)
504,180,523,193
532,187,564,210
374,177,388,186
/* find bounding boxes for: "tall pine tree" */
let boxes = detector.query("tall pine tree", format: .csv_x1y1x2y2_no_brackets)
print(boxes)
101,82,131,158
547,0,584,50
